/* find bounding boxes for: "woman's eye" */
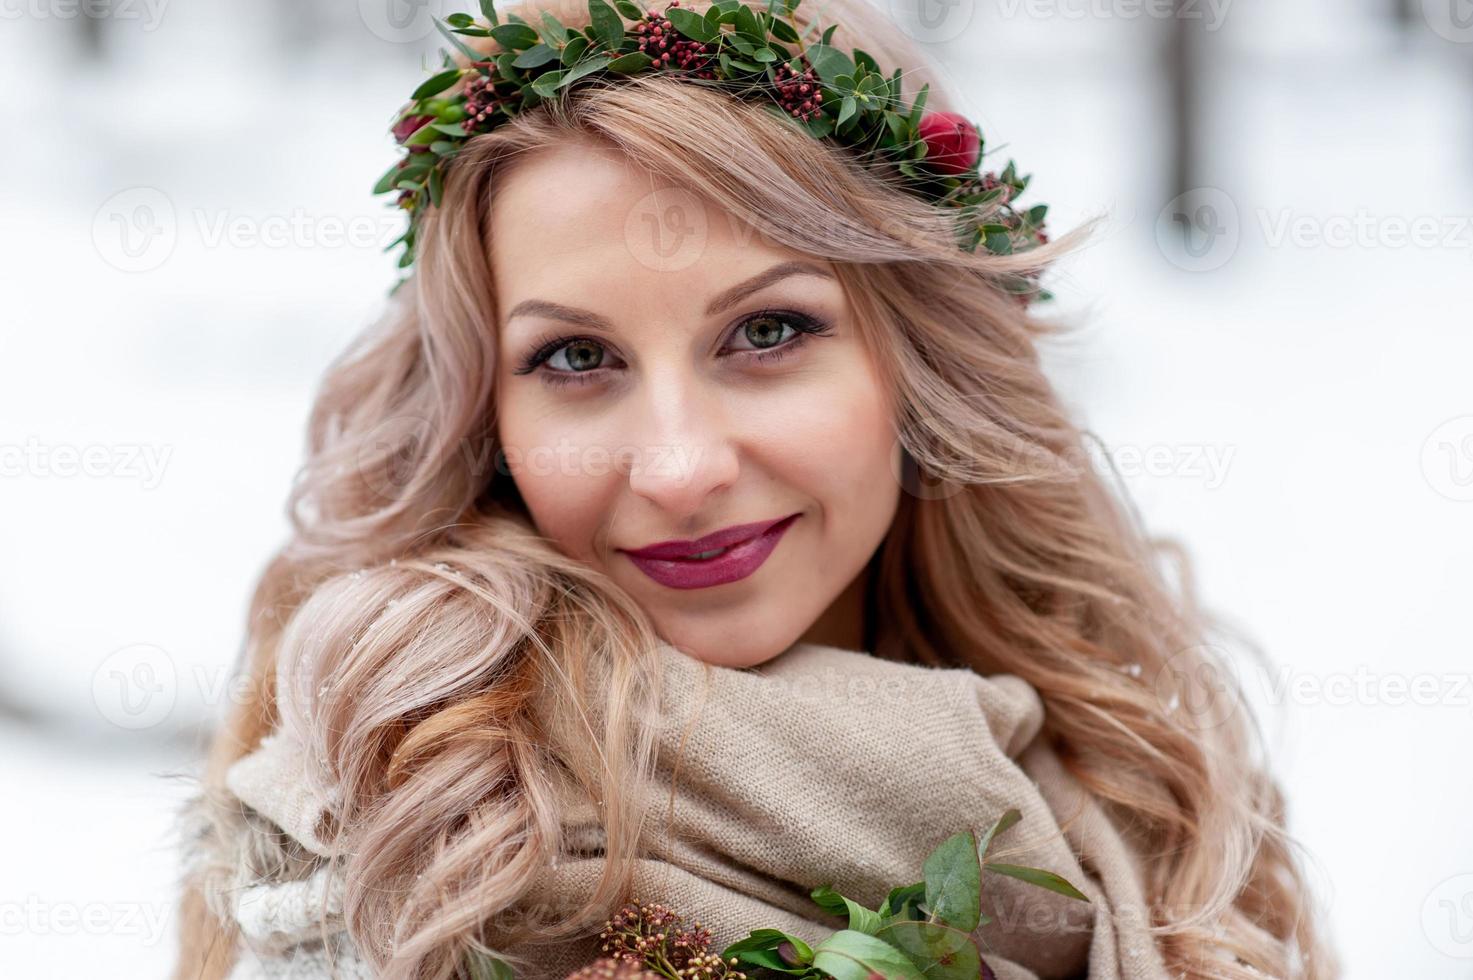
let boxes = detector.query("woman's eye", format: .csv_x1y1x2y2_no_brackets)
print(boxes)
546,339,607,373
725,310,832,365
517,309,831,388
729,313,798,352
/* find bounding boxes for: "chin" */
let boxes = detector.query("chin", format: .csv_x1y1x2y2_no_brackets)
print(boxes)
657,620,802,670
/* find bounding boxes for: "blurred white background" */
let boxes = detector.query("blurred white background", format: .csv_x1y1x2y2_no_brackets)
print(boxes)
1,0,1470,976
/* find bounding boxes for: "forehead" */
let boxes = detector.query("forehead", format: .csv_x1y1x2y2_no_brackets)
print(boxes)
488,142,824,331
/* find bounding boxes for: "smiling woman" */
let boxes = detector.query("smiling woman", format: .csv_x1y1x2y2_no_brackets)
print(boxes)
168,0,1339,978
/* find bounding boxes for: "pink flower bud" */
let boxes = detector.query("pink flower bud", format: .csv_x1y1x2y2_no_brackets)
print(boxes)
917,110,981,176
393,113,434,144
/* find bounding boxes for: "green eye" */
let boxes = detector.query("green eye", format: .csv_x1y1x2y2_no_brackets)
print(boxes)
741,315,792,350
550,340,605,372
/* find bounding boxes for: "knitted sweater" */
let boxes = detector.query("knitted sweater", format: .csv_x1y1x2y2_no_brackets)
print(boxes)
175,641,1178,980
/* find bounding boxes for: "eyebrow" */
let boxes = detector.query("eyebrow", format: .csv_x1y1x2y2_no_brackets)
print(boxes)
502,260,837,332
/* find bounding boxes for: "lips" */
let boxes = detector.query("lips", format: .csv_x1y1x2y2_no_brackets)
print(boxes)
618,512,802,590
620,513,801,561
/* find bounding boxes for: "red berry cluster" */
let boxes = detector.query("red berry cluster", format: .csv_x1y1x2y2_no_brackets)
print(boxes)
979,171,1012,205
635,0,718,78
568,901,746,980
564,958,660,980
463,69,504,132
773,57,820,121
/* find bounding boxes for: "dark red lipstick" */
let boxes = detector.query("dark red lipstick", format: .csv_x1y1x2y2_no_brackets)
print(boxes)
618,512,801,589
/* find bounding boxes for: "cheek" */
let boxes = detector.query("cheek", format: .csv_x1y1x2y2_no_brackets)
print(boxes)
495,401,623,562
750,364,899,518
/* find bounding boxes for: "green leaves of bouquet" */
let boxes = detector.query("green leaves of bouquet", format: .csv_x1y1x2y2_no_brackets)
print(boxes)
721,809,1089,980
373,0,1052,302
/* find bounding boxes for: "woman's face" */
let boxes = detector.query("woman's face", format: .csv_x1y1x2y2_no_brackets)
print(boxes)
491,143,902,668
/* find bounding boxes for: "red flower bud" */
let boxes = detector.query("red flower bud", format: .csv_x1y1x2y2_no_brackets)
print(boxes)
393,113,434,144
917,110,980,176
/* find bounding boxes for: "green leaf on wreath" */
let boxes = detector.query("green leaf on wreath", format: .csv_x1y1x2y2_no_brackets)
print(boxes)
607,51,653,72
512,42,559,68
976,808,1022,863
923,831,982,933
411,67,463,100
877,919,984,980
810,884,883,935
588,0,624,48
490,22,539,49
530,69,566,97
667,6,719,42
811,930,926,980
984,862,1090,902
557,52,613,88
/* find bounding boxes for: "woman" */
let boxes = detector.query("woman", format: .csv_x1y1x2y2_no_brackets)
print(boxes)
170,0,1339,977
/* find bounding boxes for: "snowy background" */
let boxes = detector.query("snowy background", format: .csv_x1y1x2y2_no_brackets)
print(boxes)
1,0,1470,976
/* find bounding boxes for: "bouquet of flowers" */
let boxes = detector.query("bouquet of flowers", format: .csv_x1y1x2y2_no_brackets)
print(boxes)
471,808,1089,980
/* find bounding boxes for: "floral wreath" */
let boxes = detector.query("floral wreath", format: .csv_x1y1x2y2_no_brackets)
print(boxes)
374,0,1053,303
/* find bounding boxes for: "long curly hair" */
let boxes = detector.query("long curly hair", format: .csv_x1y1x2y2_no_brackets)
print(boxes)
171,1,1340,977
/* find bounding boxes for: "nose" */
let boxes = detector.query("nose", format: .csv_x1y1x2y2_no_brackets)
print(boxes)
623,366,740,521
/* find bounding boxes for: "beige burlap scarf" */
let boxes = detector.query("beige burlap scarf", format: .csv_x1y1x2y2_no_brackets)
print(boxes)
214,642,1176,979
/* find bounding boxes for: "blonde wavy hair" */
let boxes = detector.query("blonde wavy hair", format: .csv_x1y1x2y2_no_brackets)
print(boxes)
172,0,1340,977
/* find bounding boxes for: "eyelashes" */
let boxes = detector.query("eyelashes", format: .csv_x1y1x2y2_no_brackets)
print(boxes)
511,308,835,389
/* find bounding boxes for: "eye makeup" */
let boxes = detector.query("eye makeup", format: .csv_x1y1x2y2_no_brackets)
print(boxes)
509,307,835,389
